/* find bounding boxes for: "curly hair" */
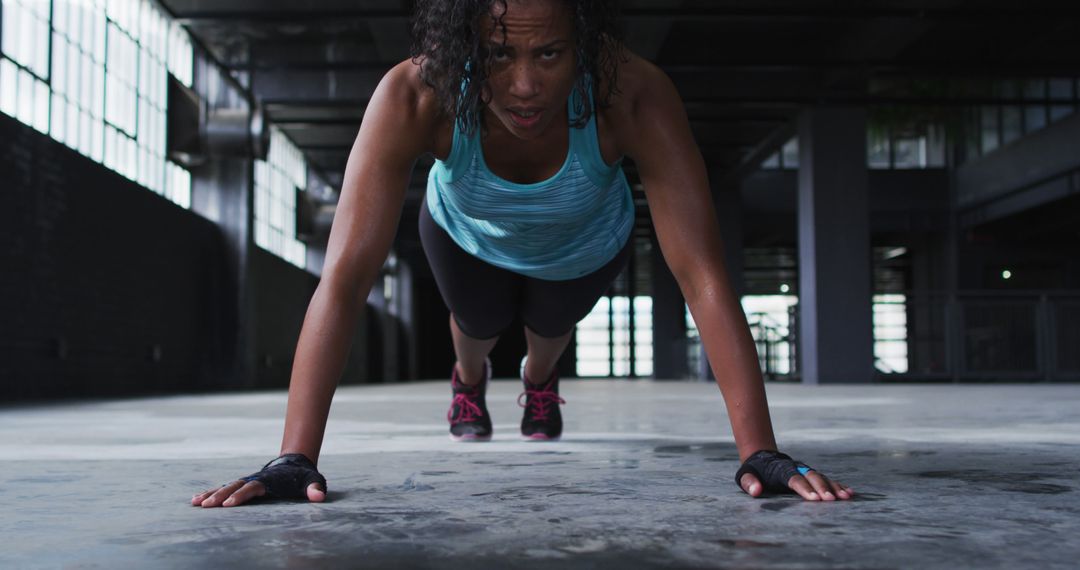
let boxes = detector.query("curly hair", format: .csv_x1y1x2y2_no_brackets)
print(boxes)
410,0,625,136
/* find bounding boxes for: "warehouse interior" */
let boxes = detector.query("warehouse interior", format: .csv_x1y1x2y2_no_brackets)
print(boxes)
2,1,1079,568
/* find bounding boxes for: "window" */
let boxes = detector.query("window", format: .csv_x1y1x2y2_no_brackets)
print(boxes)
105,22,137,137
1048,77,1075,122
873,294,908,373
867,127,890,169
780,136,799,168
254,127,309,269
760,151,780,169
576,295,653,377
893,135,926,169
741,295,798,376
980,106,1000,154
576,297,612,376
2,0,192,206
759,136,798,170
1,0,50,78
1001,106,1022,145
1,0,52,132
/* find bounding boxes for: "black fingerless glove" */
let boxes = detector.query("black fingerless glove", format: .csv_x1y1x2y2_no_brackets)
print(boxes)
734,449,813,493
240,453,327,500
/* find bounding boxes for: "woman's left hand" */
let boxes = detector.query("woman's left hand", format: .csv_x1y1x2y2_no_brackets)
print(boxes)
736,450,855,501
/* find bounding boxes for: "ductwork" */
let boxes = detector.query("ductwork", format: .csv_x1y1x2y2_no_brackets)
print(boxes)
167,75,270,164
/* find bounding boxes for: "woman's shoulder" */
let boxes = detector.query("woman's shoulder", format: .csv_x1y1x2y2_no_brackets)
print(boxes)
597,48,682,156
380,58,455,160
598,49,663,112
595,48,666,158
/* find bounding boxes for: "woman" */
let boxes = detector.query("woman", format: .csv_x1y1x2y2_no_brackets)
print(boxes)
192,0,854,508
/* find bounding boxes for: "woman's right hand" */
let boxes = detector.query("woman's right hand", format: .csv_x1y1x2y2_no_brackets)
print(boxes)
191,479,326,508
190,454,328,508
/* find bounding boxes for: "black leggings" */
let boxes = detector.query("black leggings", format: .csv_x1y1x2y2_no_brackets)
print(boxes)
419,201,632,340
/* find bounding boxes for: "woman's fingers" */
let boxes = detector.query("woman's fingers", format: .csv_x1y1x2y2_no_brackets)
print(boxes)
803,471,837,500
785,474,822,501
221,481,267,507
739,472,764,497
196,480,247,508
192,479,324,507
307,483,327,502
829,478,855,499
785,472,855,501
190,488,216,506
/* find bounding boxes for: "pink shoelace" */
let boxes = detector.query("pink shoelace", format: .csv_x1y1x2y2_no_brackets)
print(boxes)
448,391,484,424
517,385,566,421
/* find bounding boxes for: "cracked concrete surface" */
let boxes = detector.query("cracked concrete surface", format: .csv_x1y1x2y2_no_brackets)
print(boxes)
3,380,1079,569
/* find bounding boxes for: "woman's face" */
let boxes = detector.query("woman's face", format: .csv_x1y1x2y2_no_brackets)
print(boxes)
480,0,577,141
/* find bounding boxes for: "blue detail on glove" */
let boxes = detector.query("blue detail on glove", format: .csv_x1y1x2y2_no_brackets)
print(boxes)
797,466,812,476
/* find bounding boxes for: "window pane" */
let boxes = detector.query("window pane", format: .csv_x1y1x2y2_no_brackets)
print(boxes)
963,108,980,161
55,0,70,35
66,43,79,99
79,109,91,155
17,68,34,125
104,124,116,168
92,63,105,117
781,137,799,168
66,98,79,148
33,78,49,133
0,58,17,116
34,17,50,78
867,127,890,169
52,35,66,95
1049,105,1074,122
79,52,91,106
1024,105,1047,133
1,3,16,59
50,93,66,140
1023,79,1046,100
1049,78,1075,122
1001,106,1022,145
980,106,999,154
925,124,946,168
17,5,32,67
79,4,92,51
893,138,924,169
91,114,104,162
94,9,106,62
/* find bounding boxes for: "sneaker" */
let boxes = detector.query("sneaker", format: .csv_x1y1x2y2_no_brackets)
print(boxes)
518,356,566,441
448,357,493,442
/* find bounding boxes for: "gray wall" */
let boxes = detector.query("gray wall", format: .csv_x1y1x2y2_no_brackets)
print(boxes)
1,113,228,399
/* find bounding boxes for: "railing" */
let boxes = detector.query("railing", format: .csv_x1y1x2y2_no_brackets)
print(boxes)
747,311,797,380
886,290,1080,382
691,290,1080,382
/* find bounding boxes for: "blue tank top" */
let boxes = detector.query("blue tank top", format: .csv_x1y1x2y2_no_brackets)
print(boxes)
425,85,635,281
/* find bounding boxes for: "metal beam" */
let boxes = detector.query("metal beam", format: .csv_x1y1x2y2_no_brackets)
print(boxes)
680,95,1080,106
224,60,1080,79
722,123,797,185
174,7,1080,24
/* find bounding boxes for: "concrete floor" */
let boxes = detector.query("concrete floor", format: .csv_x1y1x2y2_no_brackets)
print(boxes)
2,380,1079,569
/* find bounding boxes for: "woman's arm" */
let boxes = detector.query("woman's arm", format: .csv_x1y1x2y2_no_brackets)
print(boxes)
193,60,443,508
611,55,852,501
279,60,440,463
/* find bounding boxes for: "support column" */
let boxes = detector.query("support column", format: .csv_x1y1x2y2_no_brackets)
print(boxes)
714,177,747,300
651,234,687,379
797,107,874,384
190,158,252,389
188,57,255,390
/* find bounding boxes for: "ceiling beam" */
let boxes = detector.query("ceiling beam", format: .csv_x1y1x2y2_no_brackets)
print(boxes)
222,59,1080,77
174,7,1080,24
